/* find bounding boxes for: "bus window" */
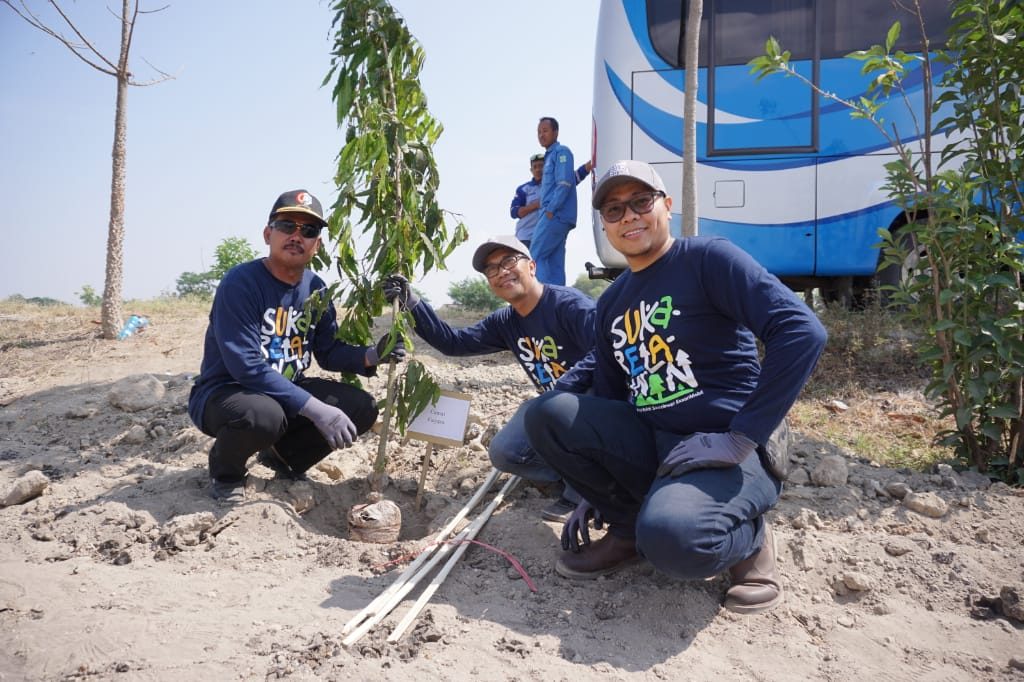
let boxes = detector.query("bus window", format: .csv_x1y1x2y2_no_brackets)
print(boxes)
709,0,817,154
646,0,709,68
712,0,814,66
821,0,952,57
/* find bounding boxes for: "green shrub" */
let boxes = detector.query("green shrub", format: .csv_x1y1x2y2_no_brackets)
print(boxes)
572,273,610,300
447,277,505,311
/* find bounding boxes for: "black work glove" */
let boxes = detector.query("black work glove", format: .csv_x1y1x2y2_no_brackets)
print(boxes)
382,274,421,311
366,333,407,367
561,499,604,553
656,431,756,478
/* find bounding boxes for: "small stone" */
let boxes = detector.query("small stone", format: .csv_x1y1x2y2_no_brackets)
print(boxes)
790,509,822,530
315,461,344,481
884,481,910,499
884,538,917,557
842,571,873,592
999,586,1024,623
786,467,811,485
903,491,949,518
873,602,893,615
120,425,148,444
1008,658,1024,672
811,455,849,487
1,470,50,507
836,614,856,628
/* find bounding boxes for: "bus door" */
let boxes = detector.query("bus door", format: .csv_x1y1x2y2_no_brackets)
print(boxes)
705,0,818,276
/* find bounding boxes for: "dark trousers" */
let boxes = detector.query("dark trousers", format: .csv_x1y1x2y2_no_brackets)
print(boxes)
524,391,781,580
200,377,378,481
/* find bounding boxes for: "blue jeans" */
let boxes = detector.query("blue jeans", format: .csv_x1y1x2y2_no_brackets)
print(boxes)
489,398,580,503
530,215,573,286
524,391,780,580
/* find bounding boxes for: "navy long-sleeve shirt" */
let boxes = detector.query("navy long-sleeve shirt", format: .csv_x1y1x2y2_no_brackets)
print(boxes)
187,259,374,429
591,237,827,445
408,284,596,393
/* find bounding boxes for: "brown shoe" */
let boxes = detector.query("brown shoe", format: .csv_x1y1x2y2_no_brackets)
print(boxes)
555,533,640,580
724,521,784,614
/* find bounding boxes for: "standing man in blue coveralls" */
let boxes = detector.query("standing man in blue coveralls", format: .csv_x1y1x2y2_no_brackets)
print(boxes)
188,189,406,505
525,161,827,614
533,116,577,286
382,235,595,522
511,153,594,251
510,153,546,249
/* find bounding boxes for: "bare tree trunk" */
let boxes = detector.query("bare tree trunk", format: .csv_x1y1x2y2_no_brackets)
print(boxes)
100,0,131,339
681,0,702,237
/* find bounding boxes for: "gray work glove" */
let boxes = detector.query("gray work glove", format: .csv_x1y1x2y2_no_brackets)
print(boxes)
561,499,604,553
365,333,407,367
656,431,757,478
382,274,421,311
298,396,357,450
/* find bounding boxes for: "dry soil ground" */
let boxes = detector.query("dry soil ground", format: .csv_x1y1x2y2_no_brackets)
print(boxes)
0,301,1022,681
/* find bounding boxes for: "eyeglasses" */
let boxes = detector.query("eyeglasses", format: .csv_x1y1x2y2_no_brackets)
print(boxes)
270,219,322,239
483,254,528,278
598,191,665,223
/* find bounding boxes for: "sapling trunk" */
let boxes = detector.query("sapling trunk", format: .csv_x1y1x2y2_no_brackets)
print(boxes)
369,298,402,494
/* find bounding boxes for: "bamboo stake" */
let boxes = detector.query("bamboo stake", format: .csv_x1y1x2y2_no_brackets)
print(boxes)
342,524,473,647
387,475,520,642
415,441,434,510
340,467,501,637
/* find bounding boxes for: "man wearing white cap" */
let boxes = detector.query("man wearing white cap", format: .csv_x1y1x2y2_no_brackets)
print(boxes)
525,161,827,614
382,235,596,522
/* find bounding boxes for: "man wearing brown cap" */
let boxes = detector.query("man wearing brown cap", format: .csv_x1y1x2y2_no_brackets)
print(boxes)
525,161,827,614
382,235,596,522
188,189,405,505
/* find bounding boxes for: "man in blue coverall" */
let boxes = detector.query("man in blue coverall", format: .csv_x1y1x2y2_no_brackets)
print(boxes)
511,152,593,250
532,116,578,286
525,161,827,614
509,153,546,249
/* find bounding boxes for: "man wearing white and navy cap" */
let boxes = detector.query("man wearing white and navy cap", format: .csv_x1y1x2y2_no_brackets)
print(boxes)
188,189,405,505
383,235,597,522
525,160,827,614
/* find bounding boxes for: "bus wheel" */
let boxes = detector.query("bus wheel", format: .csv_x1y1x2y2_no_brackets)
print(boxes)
877,226,926,307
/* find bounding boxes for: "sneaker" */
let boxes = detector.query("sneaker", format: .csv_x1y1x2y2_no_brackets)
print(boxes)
555,533,640,579
209,476,246,505
256,448,308,481
541,497,577,523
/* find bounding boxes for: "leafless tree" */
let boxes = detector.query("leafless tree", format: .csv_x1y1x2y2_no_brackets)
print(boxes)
681,0,702,237
3,0,172,338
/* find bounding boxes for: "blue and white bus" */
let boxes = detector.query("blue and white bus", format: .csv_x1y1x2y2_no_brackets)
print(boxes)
590,0,953,302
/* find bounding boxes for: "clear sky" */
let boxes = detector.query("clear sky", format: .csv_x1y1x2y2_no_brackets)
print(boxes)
0,0,601,306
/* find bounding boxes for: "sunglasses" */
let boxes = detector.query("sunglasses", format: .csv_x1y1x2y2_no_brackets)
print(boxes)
483,254,528,278
270,219,322,239
598,191,665,223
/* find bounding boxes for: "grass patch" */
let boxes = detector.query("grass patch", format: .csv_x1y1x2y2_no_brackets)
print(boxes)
796,301,953,471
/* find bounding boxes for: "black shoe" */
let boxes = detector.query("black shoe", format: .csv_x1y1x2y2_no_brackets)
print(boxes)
256,448,308,481
541,497,577,523
209,476,245,505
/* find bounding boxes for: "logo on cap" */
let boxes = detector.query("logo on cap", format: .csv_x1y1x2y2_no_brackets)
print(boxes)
606,162,631,178
295,191,313,207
